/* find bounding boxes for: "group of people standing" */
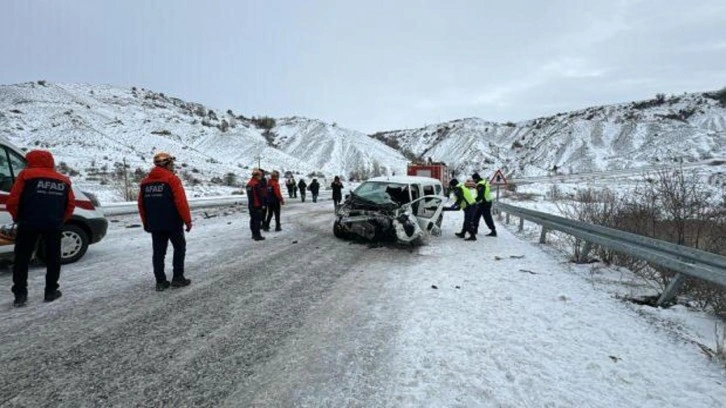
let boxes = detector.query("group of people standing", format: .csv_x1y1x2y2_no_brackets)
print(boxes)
448,172,497,241
285,177,320,203
246,170,345,241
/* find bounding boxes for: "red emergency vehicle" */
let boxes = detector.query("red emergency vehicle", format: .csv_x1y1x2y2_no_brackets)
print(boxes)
406,161,448,186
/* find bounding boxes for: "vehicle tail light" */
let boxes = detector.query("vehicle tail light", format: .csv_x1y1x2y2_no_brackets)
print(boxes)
75,200,95,210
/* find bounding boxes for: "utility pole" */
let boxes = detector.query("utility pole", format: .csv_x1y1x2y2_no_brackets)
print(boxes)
254,154,262,169
122,157,131,201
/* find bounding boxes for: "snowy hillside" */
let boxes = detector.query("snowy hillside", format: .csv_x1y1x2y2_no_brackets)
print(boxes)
371,91,726,179
272,117,409,178
2,81,725,202
0,82,407,202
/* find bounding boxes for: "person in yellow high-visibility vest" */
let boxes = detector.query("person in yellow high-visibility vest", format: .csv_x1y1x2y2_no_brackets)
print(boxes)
448,178,478,241
472,172,497,237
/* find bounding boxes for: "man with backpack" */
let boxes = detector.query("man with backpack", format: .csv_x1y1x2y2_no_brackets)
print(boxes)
308,178,320,202
7,150,75,307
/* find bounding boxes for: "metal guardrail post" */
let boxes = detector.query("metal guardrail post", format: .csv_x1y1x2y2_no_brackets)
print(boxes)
505,213,510,224
657,273,687,306
539,227,548,244
577,241,592,264
518,217,524,232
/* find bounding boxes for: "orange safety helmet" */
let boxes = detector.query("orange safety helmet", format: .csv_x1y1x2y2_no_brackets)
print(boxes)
153,152,175,166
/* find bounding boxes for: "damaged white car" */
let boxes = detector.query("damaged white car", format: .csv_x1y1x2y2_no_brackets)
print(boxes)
333,176,447,244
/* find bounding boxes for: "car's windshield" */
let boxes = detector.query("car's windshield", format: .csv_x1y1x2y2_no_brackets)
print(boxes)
352,181,410,205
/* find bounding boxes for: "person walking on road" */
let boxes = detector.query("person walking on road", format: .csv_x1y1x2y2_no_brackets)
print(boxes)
7,150,75,307
448,178,477,241
138,152,193,292
308,178,320,203
285,177,295,198
246,169,266,241
331,176,344,210
298,178,307,202
472,172,497,237
264,170,285,231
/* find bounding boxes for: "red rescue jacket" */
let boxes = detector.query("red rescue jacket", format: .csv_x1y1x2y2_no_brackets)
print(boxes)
267,178,284,204
138,166,191,231
7,150,75,229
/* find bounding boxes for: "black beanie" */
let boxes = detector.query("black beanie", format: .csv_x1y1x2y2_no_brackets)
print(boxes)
472,172,482,181
449,178,458,187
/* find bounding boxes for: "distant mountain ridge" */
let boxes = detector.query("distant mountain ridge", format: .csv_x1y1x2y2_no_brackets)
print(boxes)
370,89,726,178
1,81,724,201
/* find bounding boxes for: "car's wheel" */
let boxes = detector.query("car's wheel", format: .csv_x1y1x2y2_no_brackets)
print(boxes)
333,219,348,239
37,224,89,264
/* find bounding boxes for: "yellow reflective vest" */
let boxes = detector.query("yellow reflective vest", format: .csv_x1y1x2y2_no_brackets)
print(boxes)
476,180,493,203
455,183,476,209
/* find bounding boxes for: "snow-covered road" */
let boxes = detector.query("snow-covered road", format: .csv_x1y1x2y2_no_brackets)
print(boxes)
0,200,724,407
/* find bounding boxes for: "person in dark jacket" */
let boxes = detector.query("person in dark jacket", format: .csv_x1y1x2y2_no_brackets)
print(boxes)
297,178,307,202
448,178,477,241
285,177,295,198
264,170,285,231
308,178,320,202
331,176,344,210
472,172,497,237
138,152,193,291
7,150,75,307
259,169,269,231
246,169,266,241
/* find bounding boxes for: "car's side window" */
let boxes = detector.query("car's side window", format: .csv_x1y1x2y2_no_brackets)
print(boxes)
418,185,437,217
0,147,27,192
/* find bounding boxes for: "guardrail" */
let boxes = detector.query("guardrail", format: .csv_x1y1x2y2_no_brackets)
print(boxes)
102,195,247,216
495,202,726,306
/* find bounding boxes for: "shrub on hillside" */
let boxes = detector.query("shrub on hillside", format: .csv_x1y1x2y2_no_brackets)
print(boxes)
705,87,726,107
251,116,276,130
556,169,726,316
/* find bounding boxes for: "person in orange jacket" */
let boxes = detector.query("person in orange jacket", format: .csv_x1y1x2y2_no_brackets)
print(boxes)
7,150,75,307
138,152,192,291
264,170,285,231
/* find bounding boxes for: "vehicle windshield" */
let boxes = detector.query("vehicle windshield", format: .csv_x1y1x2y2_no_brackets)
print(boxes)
352,181,410,205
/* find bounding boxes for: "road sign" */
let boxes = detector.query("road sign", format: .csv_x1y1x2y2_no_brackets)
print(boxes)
490,169,507,185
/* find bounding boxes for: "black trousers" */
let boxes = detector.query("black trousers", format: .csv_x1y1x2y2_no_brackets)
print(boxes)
249,207,263,238
260,205,268,228
472,201,496,233
286,187,294,198
152,229,186,283
460,206,477,234
265,201,281,228
312,194,318,203
12,226,62,296
300,191,306,202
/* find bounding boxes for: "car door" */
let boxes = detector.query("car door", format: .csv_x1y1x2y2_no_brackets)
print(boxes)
408,184,446,233
0,145,27,254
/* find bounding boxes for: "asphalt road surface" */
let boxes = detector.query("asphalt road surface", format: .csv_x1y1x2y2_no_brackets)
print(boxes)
0,201,403,407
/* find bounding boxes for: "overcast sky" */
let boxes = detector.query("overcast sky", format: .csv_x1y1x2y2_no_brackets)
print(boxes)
2,0,725,133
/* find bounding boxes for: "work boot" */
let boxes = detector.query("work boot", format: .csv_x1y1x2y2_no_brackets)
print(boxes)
13,293,27,308
486,231,497,237
44,290,63,303
465,234,477,241
253,235,266,241
171,277,191,288
455,232,466,238
275,226,282,231
156,281,171,292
